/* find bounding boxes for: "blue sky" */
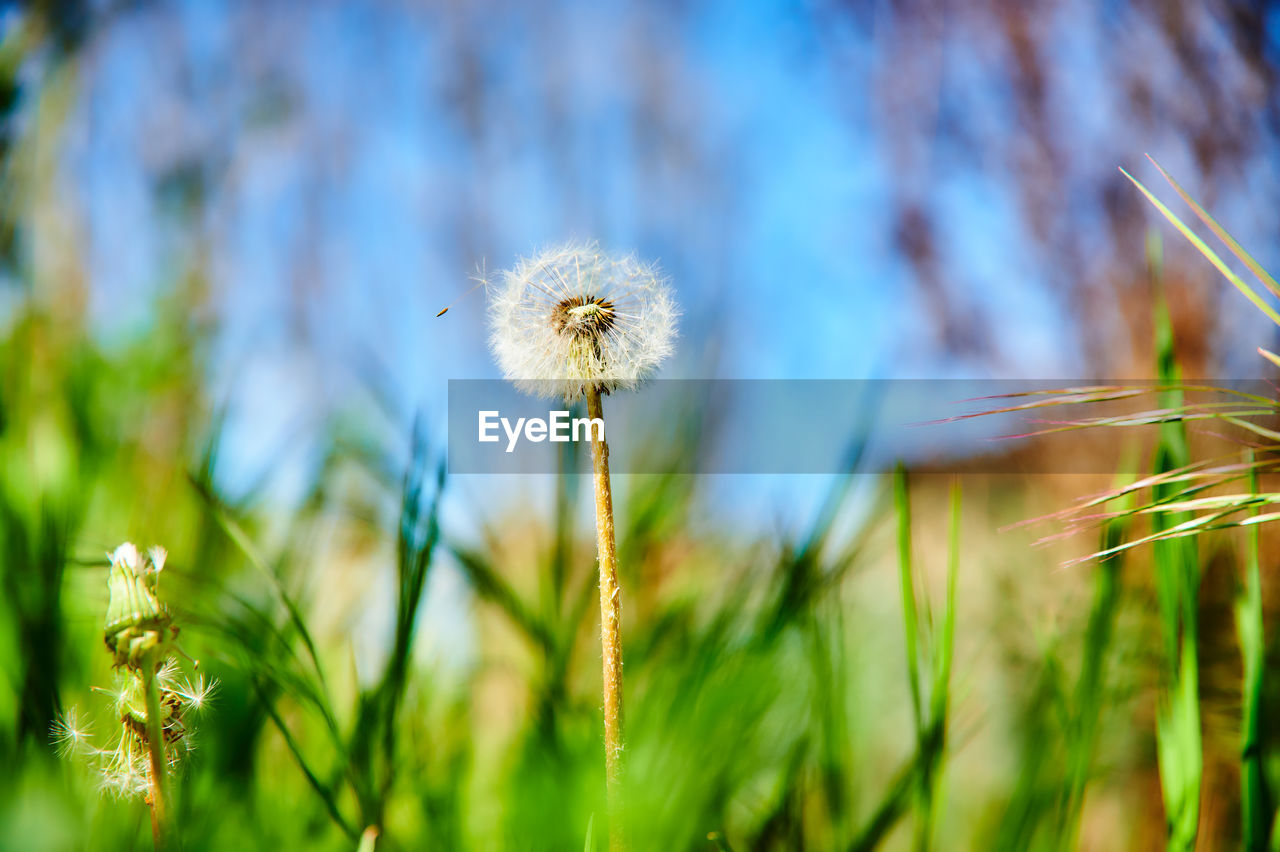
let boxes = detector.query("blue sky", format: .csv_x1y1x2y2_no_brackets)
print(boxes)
47,0,1280,528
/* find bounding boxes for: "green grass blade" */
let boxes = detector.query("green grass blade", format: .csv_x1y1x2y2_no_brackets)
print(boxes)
1060,470,1133,850
449,544,556,654
1121,167,1280,326
1237,453,1269,850
846,752,922,852
930,480,959,724
252,678,359,841
191,476,333,700
920,480,961,851
1258,348,1280,370
1150,270,1202,852
1146,155,1280,301
894,464,923,735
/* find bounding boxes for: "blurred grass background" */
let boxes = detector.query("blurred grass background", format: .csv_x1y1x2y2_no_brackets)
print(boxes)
3,1,1280,850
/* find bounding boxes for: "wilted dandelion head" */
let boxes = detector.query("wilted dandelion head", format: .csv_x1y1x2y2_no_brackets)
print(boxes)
489,242,677,400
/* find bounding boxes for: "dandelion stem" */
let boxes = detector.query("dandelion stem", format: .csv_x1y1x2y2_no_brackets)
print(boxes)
142,664,173,851
586,385,624,850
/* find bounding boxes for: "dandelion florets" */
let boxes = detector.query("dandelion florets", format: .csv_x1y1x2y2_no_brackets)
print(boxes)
489,242,678,401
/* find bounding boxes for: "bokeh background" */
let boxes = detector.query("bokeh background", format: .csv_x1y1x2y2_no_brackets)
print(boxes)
2,0,1280,849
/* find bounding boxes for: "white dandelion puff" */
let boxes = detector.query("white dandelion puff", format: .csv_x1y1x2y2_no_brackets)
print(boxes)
489,242,678,401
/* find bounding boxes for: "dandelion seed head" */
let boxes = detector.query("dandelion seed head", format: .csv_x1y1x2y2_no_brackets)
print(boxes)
489,242,678,400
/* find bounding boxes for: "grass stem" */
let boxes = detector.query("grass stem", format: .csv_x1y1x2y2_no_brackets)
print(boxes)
1151,253,1202,851
1238,453,1268,850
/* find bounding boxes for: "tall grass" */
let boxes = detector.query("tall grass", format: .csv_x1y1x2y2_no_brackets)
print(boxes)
971,157,1280,848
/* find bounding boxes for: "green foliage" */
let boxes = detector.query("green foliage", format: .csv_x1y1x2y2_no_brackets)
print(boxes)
1149,246,1202,852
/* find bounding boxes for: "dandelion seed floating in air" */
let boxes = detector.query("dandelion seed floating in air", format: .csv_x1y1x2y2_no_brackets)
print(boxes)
51,706,93,758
